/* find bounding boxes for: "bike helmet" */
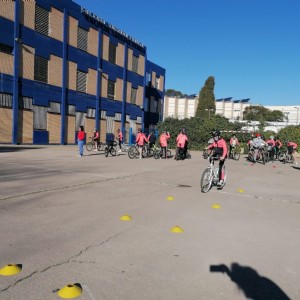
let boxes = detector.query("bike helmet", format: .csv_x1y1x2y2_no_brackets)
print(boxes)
212,129,221,137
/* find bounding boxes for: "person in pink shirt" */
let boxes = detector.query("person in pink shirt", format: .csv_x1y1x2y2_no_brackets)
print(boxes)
117,129,123,152
175,129,188,160
265,136,275,161
206,129,228,187
229,134,239,158
159,130,170,159
136,129,148,159
287,141,298,154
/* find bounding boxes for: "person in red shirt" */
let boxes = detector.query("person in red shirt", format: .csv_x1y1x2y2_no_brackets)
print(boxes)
265,135,275,161
77,125,85,157
117,129,123,152
159,130,170,159
274,137,282,159
93,129,99,151
287,141,298,154
229,134,239,158
175,129,188,159
206,129,228,187
136,129,148,159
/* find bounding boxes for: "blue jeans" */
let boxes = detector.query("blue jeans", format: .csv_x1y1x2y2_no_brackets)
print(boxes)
78,140,84,156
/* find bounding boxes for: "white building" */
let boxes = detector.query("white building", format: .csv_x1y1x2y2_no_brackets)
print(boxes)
215,98,251,120
264,105,300,126
164,95,198,119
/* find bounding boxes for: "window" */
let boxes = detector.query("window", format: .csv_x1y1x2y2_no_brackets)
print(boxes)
35,6,49,36
0,43,13,55
87,108,95,118
68,105,75,116
34,56,48,83
146,72,151,86
155,77,159,89
132,55,138,73
33,105,47,130
76,70,87,93
107,80,115,100
77,27,88,52
0,93,12,108
144,98,149,112
49,102,61,113
108,43,116,64
19,97,33,110
130,87,137,104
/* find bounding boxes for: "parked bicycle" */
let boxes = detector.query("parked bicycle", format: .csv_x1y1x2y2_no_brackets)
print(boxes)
86,137,105,152
104,140,117,157
153,146,172,159
174,147,191,160
200,156,227,193
128,144,152,159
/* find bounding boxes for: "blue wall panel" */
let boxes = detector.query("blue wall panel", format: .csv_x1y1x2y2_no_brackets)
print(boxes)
0,17,14,47
33,130,49,144
0,74,14,93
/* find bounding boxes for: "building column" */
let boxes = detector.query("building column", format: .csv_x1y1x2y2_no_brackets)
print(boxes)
95,28,103,132
121,43,128,140
60,8,68,145
141,53,147,131
12,0,21,144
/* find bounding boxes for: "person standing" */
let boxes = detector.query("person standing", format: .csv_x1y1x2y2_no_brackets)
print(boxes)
77,125,85,157
148,131,157,149
229,134,239,158
93,129,99,151
117,129,123,152
159,130,170,159
136,129,148,159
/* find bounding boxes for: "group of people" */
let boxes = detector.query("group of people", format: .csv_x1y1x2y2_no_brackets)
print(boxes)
248,134,298,163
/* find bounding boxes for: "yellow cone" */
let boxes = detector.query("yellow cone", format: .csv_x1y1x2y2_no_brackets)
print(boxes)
166,196,174,201
238,188,245,193
212,204,221,209
120,215,132,221
171,226,184,233
0,264,22,276
57,284,82,299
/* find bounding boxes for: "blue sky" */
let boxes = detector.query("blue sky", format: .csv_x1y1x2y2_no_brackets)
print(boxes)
75,0,300,106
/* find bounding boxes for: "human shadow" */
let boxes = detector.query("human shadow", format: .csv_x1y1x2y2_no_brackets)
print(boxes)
0,146,43,153
291,166,300,170
210,263,291,300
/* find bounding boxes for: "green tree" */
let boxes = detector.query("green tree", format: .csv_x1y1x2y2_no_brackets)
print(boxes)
195,76,216,119
243,106,285,122
165,89,184,97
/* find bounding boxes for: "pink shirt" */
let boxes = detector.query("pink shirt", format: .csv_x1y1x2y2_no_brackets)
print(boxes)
176,133,188,148
287,142,297,149
230,137,239,146
266,139,275,147
118,131,123,141
208,138,228,160
136,132,148,146
159,133,170,147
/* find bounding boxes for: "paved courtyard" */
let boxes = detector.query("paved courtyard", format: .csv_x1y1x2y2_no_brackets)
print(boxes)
0,145,299,300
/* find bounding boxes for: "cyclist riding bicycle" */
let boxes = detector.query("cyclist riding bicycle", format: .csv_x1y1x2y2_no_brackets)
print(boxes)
287,140,298,155
252,134,267,163
265,135,275,162
274,136,282,159
205,130,228,187
229,134,239,158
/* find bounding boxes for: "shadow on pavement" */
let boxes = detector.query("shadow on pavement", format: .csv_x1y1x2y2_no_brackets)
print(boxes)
291,166,300,170
0,146,44,153
210,262,291,300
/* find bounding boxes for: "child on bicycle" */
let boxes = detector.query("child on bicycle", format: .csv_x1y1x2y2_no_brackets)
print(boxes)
287,140,298,155
93,129,99,151
117,129,123,152
205,130,228,187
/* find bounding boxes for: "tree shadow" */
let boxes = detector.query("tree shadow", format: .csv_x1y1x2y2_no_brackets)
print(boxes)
210,263,291,300
0,146,43,153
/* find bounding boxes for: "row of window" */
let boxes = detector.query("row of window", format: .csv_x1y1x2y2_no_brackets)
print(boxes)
0,93,162,114
34,6,140,72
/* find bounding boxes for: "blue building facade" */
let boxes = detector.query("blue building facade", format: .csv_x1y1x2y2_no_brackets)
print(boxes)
0,0,165,144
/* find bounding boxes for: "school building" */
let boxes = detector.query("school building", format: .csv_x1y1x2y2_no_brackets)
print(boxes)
0,0,165,144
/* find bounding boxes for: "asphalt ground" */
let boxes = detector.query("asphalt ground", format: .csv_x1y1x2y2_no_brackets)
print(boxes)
0,145,299,300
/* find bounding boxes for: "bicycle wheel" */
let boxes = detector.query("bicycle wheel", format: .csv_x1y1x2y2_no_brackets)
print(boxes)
86,142,93,151
153,150,160,159
142,147,148,158
104,147,109,157
234,152,240,160
167,150,172,158
279,153,285,162
200,168,213,193
202,150,209,159
97,142,104,151
261,152,265,165
128,146,138,159
110,148,116,156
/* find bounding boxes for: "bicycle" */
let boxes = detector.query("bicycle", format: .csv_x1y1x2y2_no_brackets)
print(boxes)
228,146,240,160
127,144,151,159
247,146,266,164
86,137,105,152
104,141,117,157
202,149,209,159
174,147,191,160
200,156,227,193
153,146,172,159
281,150,295,164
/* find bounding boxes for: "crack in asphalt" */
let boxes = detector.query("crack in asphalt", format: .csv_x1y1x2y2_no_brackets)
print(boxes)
0,230,127,294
